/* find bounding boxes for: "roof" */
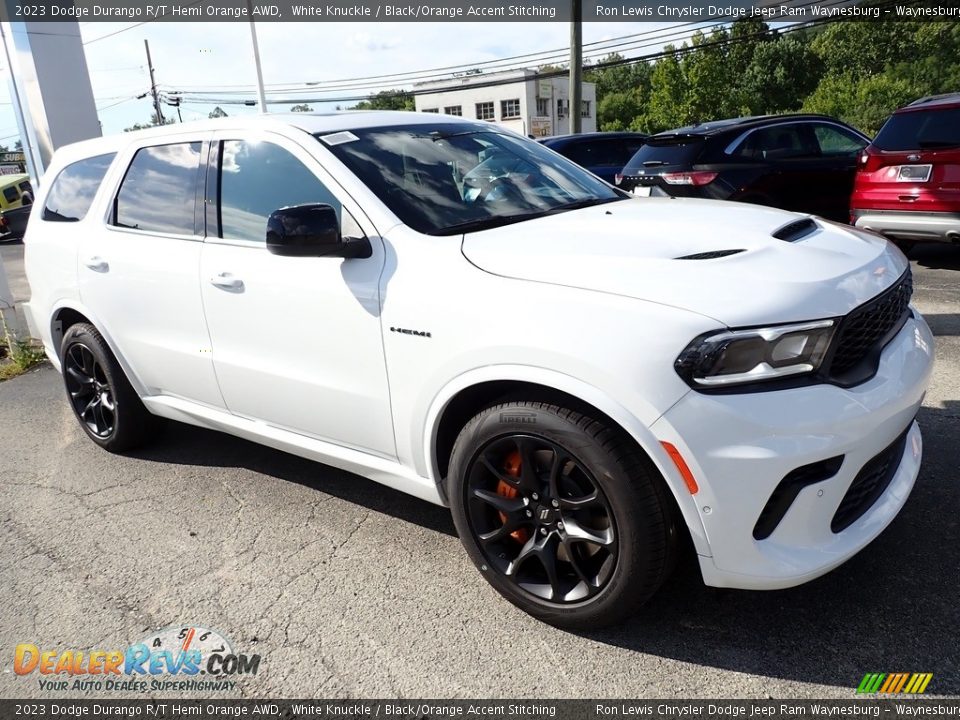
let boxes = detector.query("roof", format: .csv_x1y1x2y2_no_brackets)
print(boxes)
50,111,478,164
539,131,648,144
653,114,842,137
901,93,960,112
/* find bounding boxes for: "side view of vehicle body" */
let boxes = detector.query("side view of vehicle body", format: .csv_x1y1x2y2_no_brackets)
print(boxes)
851,93,960,247
24,112,932,628
618,114,869,221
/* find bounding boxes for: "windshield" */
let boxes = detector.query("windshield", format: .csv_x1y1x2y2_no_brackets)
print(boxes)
319,123,626,235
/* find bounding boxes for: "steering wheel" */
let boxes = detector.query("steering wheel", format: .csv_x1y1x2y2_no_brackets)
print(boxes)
478,176,526,204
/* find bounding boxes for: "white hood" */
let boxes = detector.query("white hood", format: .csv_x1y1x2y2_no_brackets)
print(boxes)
460,197,909,327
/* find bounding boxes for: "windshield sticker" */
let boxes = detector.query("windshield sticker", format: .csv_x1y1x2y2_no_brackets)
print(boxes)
320,131,359,146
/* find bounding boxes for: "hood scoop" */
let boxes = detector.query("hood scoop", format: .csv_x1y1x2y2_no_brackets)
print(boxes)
675,249,746,260
773,217,819,243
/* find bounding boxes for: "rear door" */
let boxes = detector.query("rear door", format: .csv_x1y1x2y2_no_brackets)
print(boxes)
77,132,225,407
564,138,645,184
807,122,869,220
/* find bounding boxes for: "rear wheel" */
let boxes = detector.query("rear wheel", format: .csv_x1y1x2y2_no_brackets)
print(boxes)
60,323,157,452
448,401,677,629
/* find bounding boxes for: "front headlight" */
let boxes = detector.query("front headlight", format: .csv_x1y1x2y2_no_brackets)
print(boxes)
675,320,836,388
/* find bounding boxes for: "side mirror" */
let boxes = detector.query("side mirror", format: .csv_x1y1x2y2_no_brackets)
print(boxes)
265,203,370,259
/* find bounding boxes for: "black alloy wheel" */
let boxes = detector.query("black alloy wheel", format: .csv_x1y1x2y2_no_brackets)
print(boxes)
449,401,678,629
465,434,618,604
60,323,157,452
64,342,116,438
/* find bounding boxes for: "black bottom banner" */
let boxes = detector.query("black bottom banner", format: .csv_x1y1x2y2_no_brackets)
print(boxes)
2,699,960,720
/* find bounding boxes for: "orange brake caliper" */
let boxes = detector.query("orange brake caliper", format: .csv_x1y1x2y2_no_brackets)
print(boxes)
497,450,529,543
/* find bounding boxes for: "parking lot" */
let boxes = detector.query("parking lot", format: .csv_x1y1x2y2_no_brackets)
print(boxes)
1,241,958,699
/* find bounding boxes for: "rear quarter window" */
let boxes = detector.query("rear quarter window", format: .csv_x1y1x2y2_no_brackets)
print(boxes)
873,108,960,151
42,153,116,222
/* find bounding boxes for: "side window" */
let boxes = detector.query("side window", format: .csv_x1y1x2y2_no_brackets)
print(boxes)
42,153,115,222
114,142,202,235
218,140,341,243
813,125,868,156
736,126,816,160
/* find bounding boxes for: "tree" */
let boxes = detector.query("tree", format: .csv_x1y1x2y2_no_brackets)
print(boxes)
682,28,735,123
14,140,22,151
803,72,919,135
124,112,174,132
641,47,688,132
739,36,822,115
809,23,919,81
208,106,228,119
290,104,313,112
352,90,414,111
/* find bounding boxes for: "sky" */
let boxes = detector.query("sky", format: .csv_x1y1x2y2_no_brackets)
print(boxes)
0,19,681,144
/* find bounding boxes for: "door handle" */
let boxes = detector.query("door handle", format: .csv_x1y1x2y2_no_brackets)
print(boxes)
83,256,109,273
210,273,244,292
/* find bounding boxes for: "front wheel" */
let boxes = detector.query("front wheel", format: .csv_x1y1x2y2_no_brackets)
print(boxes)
448,401,677,629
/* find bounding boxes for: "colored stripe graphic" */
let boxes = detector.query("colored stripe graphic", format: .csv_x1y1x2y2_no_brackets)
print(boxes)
857,672,932,694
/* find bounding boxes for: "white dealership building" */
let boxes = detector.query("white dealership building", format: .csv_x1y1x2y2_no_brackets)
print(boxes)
413,69,597,136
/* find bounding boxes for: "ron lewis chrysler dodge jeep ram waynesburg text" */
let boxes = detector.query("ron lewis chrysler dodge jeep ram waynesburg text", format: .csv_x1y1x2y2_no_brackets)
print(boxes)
23,112,933,629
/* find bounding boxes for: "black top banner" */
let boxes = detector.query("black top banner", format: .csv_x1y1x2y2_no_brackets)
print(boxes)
0,0,957,22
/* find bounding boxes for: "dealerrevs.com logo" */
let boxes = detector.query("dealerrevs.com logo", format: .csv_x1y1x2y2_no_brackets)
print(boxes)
13,625,260,693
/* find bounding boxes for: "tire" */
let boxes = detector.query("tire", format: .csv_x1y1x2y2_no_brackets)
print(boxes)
448,401,678,630
60,323,157,453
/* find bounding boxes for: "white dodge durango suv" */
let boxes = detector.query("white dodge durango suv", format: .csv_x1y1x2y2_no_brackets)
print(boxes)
24,112,934,628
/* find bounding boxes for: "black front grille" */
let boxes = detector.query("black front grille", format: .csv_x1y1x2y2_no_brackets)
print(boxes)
831,426,910,533
826,268,913,385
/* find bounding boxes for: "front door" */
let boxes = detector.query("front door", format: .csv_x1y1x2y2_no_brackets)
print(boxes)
199,130,396,458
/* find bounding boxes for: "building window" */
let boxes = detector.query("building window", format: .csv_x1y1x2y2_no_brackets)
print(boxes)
476,102,495,121
557,99,567,118
421,108,439,114
536,98,550,117
581,100,591,118
443,105,462,116
500,99,521,120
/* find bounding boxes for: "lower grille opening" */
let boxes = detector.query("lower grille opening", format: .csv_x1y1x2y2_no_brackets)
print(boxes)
753,455,845,541
831,427,910,534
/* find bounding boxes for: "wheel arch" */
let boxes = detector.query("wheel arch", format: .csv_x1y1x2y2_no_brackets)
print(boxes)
423,367,710,556
49,301,148,396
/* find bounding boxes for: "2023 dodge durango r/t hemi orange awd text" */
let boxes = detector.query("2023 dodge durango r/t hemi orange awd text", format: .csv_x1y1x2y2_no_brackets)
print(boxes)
23,112,933,628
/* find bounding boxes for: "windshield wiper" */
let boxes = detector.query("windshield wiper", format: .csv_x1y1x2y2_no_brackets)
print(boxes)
436,197,625,235
436,212,544,235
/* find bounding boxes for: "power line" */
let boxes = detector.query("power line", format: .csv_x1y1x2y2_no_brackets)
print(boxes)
171,14,831,107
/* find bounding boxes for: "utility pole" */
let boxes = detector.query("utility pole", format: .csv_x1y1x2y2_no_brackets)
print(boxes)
569,0,582,134
144,39,164,124
246,0,268,114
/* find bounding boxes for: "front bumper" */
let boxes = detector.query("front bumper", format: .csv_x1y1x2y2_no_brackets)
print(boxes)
651,312,934,590
853,209,960,243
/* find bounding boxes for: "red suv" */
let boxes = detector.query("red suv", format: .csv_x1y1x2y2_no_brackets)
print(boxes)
851,94,960,247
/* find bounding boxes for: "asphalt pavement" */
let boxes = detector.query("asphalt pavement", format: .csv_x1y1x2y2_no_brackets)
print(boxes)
1,243,958,699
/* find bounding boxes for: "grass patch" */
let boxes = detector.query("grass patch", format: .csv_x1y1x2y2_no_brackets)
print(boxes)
0,315,47,381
